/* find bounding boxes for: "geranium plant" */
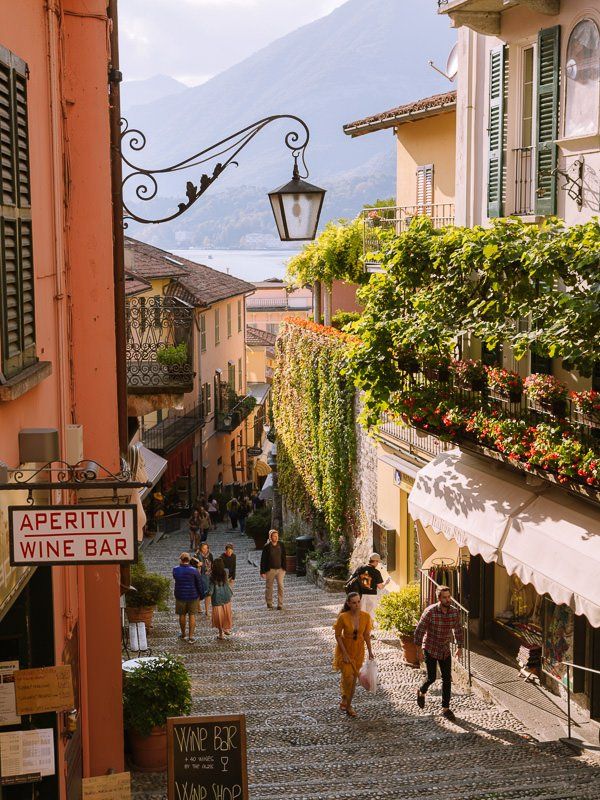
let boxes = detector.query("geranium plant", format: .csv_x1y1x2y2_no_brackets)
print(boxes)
524,374,568,407
570,389,600,420
486,367,524,401
451,359,487,390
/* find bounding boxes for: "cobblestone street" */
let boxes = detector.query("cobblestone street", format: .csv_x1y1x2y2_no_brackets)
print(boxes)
132,525,600,800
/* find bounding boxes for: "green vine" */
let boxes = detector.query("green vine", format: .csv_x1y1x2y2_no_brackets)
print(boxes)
286,217,365,288
272,318,357,547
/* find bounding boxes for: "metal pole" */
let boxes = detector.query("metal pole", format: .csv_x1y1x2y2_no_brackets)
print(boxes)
566,664,572,741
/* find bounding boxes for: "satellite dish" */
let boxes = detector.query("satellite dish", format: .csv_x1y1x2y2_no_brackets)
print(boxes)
446,43,458,82
428,42,459,83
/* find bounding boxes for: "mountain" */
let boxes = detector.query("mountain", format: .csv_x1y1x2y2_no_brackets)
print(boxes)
121,74,187,112
122,0,455,248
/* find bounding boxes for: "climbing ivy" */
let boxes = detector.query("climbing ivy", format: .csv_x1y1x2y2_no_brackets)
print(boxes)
272,318,357,547
286,217,365,288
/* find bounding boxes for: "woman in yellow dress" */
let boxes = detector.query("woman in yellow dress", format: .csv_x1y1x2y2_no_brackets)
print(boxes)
333,591,375,717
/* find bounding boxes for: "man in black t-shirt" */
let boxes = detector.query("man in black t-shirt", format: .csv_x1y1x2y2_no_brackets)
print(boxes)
349,553,388,620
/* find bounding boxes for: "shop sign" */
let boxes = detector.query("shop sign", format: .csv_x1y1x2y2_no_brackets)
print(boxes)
82,772,131,799
167,714,248,800
14,665,74,715
9,505,138,566
247,447,263,457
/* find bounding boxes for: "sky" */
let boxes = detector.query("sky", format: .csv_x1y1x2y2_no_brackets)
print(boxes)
119,0,348,87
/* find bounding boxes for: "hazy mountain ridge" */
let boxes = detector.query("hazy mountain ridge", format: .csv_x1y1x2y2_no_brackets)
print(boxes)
121,0,455,248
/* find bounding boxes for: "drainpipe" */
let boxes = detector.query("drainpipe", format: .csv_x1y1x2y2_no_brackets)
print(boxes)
107,0,128,456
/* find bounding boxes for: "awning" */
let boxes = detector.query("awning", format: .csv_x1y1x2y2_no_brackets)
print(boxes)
502,491,600,627
254,459,271,477
408,450,536,563
137,445,168,501
258,473,273,501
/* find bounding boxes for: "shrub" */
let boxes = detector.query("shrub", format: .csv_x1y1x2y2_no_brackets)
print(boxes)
245,506,271,539
123,655,192,736
126,567,170,611
156,342,188,366
331,311,360,331
375,583,421,636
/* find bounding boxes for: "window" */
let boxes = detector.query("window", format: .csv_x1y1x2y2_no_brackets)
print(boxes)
482,343,503,368
238,357,242,391
514,47,536,216
266,323,279,335
0,46,35,380
214,308,220,344
416,164,433,211
237,299,242,332
202,382,212,414
530,347,552,375
227,361,235,389
564,19,600,138
227,303,232,338
521,47,535,148
200,314,206,352
593,362,600,392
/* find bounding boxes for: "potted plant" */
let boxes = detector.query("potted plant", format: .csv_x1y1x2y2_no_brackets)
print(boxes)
125,563,170,630
451,359,487,391
375,583,421,665
123,655,192,772
486,366,524,403
524,373,568,415
570,389,600,425
156,342,188,377
421,353,451,383
245,505,271,550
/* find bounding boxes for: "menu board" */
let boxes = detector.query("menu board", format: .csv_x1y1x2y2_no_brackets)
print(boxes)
167,715,248,800
82,771,131,799
0,662,20,727
14,665,74,715
0,728,55,784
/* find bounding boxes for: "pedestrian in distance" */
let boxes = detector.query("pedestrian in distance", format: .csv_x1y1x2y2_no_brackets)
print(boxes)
221,542,236,586
260,529,286,610
196,541,214,618
238,495,250,534
198,505,211,543
333,591,374,718
210,557,234,640
346,552,389,623
415,585,463,722
207,496,219,529
172,552,204,644
226,496,240,530
188,508,202,550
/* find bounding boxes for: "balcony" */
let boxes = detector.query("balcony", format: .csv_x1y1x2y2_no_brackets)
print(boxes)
437,1,559,35
126,296,195,400
378,413,450,460
513,147,535,216
391,368,600,503
215,387,257,433
142,402,205,454
246,296,312,312
362,204,455,268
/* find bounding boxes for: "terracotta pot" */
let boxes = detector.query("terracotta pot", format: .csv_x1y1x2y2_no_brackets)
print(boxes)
129,726,167,772
400,634,419,666
286,555,297,574
126,605,156,630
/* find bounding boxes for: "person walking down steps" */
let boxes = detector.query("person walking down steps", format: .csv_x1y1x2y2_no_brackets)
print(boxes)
415,585,463,722
333,591,374,718
260,529,286,610
173,552,203,644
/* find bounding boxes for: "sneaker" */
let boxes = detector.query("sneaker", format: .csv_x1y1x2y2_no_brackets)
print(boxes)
266,604,274,610
177,633,186,640
441,708,456,722
417,691,425,710
187,638,196,644
277,605,283,611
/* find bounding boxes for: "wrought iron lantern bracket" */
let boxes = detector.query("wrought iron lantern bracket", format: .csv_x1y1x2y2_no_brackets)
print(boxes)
539,157,585,210
0,460,151,505
121,114,312,226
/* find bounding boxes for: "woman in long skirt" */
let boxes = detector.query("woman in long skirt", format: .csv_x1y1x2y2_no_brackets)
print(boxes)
333,591,374,717
210,558,233,640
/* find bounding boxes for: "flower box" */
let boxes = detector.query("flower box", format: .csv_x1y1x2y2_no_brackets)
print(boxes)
486,367,524,403
452,359,487,391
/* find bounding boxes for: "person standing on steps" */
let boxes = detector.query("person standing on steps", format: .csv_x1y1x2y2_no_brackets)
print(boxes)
198,505,211,543
196,542,214,618
238,495,250,534
173,552,203,643
260,529,286,610
226,496,240,530
188,509,201,550
333,591,374,718
221,543,236,586
210,557,234,640
414,585,463,723
347,553,388,622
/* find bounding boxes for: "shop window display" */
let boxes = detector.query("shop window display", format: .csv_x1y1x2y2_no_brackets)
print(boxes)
495,573,543,675
543,600,574,687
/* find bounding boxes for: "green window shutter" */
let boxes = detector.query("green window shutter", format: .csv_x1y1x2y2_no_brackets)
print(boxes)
1,217,21,366
19,218,35,356
0,62,15,207
487,45,506,218
13,67,30,208
535,25,561,216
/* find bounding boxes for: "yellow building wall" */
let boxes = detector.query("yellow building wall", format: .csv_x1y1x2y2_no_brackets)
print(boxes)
376,454,416,589
246,346,267,383
396,111,456,208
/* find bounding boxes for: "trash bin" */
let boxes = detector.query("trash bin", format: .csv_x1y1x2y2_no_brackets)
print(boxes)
295,534,314,577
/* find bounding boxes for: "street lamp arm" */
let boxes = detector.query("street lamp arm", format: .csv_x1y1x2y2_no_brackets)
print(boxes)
120,114,311,226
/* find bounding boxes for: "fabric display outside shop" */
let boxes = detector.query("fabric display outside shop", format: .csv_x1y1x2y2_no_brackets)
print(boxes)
495,571,544,676
164,437,194,487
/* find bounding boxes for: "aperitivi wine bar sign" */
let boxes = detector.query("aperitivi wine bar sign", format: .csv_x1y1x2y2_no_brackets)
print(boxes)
9,505,138,565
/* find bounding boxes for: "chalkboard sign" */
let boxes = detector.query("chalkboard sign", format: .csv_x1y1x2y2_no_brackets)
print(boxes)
167,714,248,800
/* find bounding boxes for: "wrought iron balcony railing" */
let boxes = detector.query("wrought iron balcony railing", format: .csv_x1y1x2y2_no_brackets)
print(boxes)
513,146,535,216
362,204,455,262
378,412,450,459
142,401,205,454
126,296,195,394
246,296,312,311
215,394,257,433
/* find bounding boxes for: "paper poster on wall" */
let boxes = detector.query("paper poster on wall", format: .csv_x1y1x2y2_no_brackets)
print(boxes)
14,664,74,715
0,662,20,727
82,771,131,799
0,728,55,783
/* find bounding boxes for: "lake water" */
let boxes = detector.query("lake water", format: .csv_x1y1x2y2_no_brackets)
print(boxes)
170,248,303,283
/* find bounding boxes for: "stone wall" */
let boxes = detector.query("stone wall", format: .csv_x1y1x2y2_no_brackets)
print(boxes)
350,393,378,572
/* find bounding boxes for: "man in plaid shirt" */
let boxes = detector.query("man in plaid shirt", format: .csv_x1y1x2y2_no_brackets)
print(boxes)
414,585,463,722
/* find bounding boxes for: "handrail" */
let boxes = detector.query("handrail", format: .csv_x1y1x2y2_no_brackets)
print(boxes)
543,659,600,744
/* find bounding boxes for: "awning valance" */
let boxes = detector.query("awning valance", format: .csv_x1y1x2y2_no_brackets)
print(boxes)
502,492,600,627
254,459,271,477
408,450,535,563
